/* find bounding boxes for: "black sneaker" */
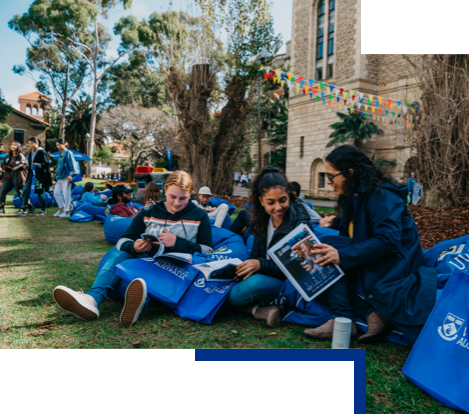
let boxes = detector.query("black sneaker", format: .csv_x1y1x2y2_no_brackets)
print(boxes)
28,204,36,214
0,206,5,214
14,210,27,216
36,210,47,217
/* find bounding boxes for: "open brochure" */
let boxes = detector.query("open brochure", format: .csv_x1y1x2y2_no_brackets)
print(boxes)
193,259,243,282
141,233,192,263
267,223,344,302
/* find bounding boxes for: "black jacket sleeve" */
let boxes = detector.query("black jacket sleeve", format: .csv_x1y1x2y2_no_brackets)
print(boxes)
172,214,213,254
249,236,285,280
116,210,147,257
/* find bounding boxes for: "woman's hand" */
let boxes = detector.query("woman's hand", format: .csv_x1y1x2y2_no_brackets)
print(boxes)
67,175,72,182
33,163,38,167
159,229,176,247
145,199,155,207
100,195,107,200
235,259,261,281
319,215,335,228
311,243,341,266
134,239,152,254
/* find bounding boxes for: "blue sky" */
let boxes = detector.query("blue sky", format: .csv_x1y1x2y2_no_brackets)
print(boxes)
0,0,292,109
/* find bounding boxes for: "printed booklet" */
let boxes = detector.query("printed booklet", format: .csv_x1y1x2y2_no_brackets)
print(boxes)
267,223,344,301
141,233,192,263
193,258,243,282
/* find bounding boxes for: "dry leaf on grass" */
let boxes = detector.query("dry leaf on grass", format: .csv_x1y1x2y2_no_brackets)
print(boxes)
132,341,142,348
162,320,169,328
266,332,277,336
230,330,238,334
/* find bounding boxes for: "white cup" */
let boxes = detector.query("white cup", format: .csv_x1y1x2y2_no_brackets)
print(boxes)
332,317,352,349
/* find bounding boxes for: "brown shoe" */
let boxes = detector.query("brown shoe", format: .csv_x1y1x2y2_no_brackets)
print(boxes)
305,319,357,340
254,305,282,327
358,311,389,344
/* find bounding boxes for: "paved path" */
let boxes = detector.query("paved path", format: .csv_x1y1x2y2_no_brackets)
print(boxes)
232,185,335,208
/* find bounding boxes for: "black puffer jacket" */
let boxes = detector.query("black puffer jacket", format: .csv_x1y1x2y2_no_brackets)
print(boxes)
250,200,312,280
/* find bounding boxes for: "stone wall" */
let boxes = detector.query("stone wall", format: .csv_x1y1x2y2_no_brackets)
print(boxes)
0,112,48,154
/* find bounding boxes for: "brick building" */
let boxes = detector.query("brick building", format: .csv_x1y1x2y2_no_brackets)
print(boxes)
0,92,51,153
286,0,419,198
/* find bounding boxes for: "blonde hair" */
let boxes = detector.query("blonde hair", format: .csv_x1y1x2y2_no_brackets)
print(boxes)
164,170,193,193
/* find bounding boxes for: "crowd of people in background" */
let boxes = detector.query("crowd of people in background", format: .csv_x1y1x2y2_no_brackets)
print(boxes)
234,171,252,187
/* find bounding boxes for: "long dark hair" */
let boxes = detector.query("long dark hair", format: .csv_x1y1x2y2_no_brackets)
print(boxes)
143,181,162,204
29,136,43,147
8,142,23,159
326,145,395,224
249,167,296,238
79,182,95,200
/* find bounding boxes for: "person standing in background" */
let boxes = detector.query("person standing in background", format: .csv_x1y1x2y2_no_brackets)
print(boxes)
53,139,78,218
234,171,240,187
407,172,416,205
0,142,27,214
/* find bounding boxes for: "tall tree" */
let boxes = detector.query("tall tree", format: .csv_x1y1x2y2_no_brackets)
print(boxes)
327,112,383,148
0,89,13,142
9,0,94,139
98,104,178,180
144,3,282,195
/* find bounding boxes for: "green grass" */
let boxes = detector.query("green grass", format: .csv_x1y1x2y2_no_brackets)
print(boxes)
0,193,457,413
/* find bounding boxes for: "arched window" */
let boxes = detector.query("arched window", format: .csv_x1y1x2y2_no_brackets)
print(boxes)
327,0,335,78
26,105,31,115
38,107,44,116
315,0,325,81
310,158,326,196
32,106,38,116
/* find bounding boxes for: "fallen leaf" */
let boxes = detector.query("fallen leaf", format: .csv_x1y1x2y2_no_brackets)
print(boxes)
254,334,263,339
230,330,238,334
162,320,168,328
367,379,372,384
151,324,156,328
132,340,142,348
266,332,277,336
93,339,98,343
34,321,53,328
185,332,199,336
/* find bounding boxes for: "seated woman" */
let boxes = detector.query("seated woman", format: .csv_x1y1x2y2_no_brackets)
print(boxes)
98,183,113,193
79,182,108,203
304,145,437,343
142,181,162,207
52,171,213,326
225,167,312,327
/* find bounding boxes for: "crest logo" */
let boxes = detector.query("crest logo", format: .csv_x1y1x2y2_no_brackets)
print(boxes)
214,246,233,254
438,245,463,261
194,278,205,288
438,312,465,341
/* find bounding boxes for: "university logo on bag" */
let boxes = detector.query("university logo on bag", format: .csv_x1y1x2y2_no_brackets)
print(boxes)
438,245,464,261
438,312,465,341
214,246,233,254
194,278,205,288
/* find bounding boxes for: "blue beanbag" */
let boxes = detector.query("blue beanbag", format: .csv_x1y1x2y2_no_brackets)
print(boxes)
305,201,314,210
208,213,232,230
80,203,110,219
210,197,236,215
13,193,54,208
104,214,133,245
72,185,84,196
69,210,94,222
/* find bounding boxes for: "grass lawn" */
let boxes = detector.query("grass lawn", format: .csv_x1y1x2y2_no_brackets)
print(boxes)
0,191,456,413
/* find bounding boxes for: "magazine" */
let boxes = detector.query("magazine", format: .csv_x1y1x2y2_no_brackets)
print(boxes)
193,259,243,282
141,233,192,263
267,223,344,302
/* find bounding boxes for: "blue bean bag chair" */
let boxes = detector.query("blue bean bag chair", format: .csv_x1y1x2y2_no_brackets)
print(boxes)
204,226,248,262
72,185,84,196
13,193,54,208
305,201,314,210
311,222,340,238
208,213,232,230
104,214,133,245
210,197,236,215
246,234,254,256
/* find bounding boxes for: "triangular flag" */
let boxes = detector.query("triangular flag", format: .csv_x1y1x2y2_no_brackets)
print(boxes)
352,94,356,101
259,65,265,71
364,113,368,118
280,80,285,88
313,89,318,95
287,73,292,80
387,99,392,105
265,66,271,73
296,83,300,94
385,110,389,116
330,85,335,93
359,92,364,100
336,96,340,103
344,105,347,111
303,88,306,96
309,80,314,87
359,97,364,103
281,73,285,80
276,70,282,77
328,94,333,100
368,94,374,100
328,100,331,106
360,111,363,117
343,92,348,99
367,99,371,105
375,100,379,106
406,101,410,107
319,82,325,90
392,111,395,117
372,107,375,113
273,76,277,84
383,103,387,108
316,96,319,101
403,107,408,114
335,89,340,97
358,103,362,109
365,105,368,111
390,104,393,110
264,73,268,80
334,101,337,106
291,76,295,83
309,93,313,99
355,110,358,115
373,114,376,120
397,101,401,107
322,98,326,104
339,88,344,95
379,108,382,114
298,76,303,84
344,100,347,105
394,120,397,124
378,97,383,104
321,91,325,98
349,89,355,96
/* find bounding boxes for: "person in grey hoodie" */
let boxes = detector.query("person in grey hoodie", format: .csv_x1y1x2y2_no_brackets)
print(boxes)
53,139,78,218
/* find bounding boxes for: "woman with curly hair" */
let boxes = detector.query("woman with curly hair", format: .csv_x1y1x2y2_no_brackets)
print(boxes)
304,145,437,344
225,166,312,327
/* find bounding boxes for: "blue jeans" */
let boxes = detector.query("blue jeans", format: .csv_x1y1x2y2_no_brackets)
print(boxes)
225,274,284,307
87,248,150,308
21,175,46,209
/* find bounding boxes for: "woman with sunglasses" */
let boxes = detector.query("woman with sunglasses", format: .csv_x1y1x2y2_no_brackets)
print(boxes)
304,145,437,344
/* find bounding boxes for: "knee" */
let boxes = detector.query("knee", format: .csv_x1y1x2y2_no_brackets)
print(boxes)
219,204,229,213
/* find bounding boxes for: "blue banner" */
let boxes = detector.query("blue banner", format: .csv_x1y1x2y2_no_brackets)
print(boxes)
166,147,172,171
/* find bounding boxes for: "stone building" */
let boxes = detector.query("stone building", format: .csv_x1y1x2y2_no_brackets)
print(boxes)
286,0,419,198
0,92,51,153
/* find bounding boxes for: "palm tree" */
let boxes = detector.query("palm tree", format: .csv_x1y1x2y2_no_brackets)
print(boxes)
371,154,396,167
65,96,103,154
327,112,383,148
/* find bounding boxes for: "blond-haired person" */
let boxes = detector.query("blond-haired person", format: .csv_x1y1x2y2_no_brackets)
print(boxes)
53,171,214,326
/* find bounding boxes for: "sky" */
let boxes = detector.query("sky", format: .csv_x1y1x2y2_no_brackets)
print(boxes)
0,0,292,109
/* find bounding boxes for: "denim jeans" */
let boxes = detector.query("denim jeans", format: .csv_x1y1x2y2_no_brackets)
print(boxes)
21,175,46,209
0,176,23,205
315,235,374,321
225,273,284,307
87,248,150,308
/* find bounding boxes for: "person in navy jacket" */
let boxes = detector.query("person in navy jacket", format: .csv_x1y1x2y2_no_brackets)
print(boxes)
304,145,437,344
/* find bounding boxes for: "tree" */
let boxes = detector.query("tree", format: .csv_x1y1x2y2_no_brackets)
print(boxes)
9,0,93,139
327,112,383,148
371,154,396,168
0,89,13,143
98,104,178,180
93,145,115,164
404,54,469,207
145,3,282,195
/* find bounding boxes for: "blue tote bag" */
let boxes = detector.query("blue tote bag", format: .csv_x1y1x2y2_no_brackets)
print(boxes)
115,256,199,308
402,268,469,412
64,150,82,183
69,210,94,222
173,275,236,324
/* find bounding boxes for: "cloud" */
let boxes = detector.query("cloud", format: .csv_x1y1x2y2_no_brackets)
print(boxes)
106,48,120,60
3,80,39,110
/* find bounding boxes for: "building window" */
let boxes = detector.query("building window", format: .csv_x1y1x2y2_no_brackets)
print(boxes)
327,0,335,78
300,136,304,158
26,105,31,115
315,0,325,81
32,106,38,116
318,172,326,188
14,130,24,144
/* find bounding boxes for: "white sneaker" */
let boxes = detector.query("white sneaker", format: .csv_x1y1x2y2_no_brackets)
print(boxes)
54,210,63,217
120,278,147,327
53,286,99,321
59,211,70,218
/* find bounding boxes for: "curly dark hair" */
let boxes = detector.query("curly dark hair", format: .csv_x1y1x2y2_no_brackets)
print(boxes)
326,145,396,224
249,166,296,238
